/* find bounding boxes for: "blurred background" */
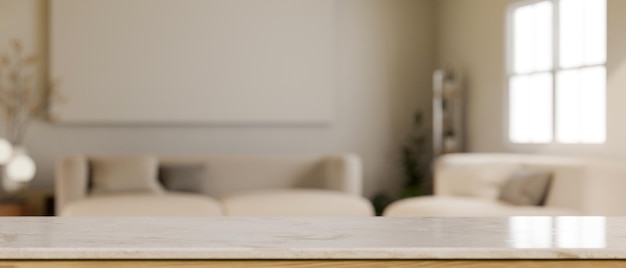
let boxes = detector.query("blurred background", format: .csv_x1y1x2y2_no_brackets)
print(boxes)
0,0,621,217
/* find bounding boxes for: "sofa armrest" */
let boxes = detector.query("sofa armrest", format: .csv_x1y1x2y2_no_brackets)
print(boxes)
55,155,89,215
324,154,362,196
580,163,626,215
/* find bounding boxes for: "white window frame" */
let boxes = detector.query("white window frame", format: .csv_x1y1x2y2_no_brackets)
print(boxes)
505,0,607,145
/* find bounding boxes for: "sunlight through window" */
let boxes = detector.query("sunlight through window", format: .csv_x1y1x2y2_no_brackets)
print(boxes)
508,0,606,144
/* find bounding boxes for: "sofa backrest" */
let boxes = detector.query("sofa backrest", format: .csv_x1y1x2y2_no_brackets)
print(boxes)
435,154,524,200
434,153,626,215
159,155,333,197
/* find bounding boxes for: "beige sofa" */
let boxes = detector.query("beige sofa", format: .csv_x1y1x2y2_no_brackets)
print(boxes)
385,153,626,217
56,154,374,217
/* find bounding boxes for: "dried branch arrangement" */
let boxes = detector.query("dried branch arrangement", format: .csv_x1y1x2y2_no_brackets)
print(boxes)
0,39,64,145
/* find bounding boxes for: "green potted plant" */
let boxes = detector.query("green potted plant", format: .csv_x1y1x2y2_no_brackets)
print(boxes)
401,110,430,198
372,109,431,215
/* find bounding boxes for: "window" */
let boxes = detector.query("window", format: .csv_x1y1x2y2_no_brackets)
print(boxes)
508,0,606,144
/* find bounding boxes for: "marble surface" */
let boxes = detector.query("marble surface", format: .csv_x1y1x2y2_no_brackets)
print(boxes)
0,217,623,260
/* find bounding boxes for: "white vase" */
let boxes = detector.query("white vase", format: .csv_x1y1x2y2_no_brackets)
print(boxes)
5,146,36,183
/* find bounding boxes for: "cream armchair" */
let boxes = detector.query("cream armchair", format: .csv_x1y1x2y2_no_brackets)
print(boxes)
385,153,626,217
55,154,373,217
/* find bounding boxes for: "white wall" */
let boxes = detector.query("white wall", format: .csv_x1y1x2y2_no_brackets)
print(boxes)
51,0,336,124
0,0,437,197
436,0,626,160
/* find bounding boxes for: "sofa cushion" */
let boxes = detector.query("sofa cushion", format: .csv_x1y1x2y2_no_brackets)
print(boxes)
221,189,374,216
158,164,207,193
498,168,553,206
61,193,222,216
90,156,163,195
383,196,581,217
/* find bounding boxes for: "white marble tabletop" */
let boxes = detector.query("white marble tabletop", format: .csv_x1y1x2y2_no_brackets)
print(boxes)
0,217,622,260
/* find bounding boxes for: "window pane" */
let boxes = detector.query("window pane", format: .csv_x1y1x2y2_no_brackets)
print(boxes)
514,5,535,73
560,0,584,68
534,1,553,72
583,0,606,65
513,2,553,74
556,67,606,144
510,76,532,143
580,66,606,143
530,73,553,143
556,69,581,143
510,73,553,144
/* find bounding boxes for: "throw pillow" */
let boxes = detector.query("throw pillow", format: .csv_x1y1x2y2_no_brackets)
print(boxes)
159,164,207,193
90,156,163,195
498,167,553,206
